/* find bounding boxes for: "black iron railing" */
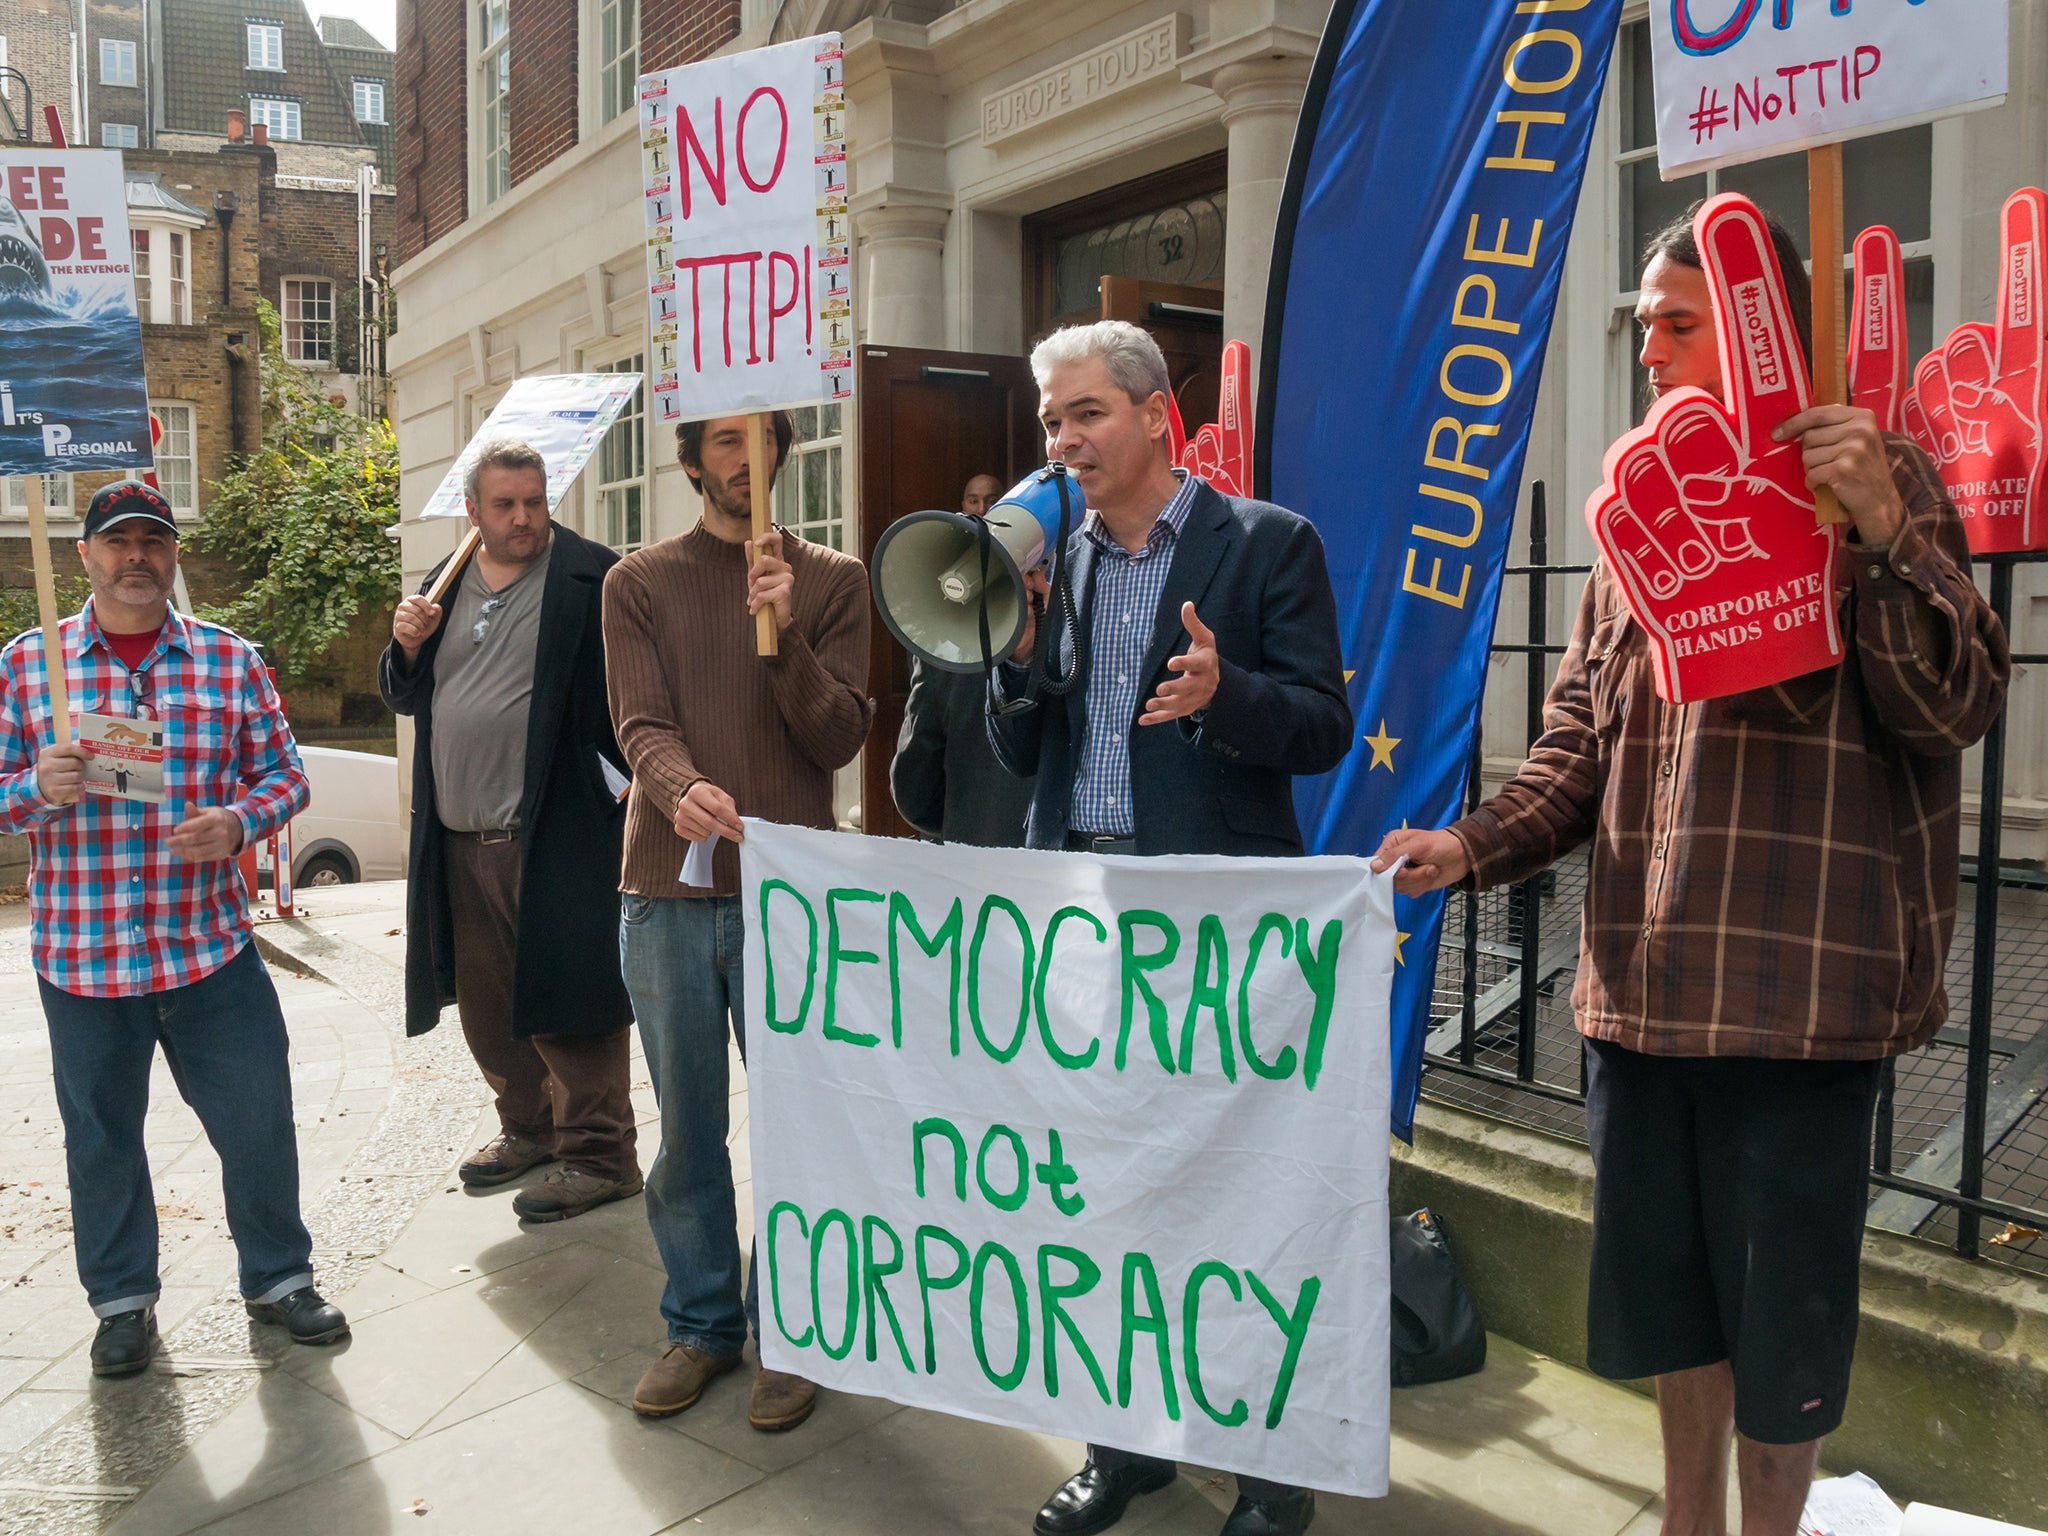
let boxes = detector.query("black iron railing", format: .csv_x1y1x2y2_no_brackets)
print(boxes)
1423,487,2048,1272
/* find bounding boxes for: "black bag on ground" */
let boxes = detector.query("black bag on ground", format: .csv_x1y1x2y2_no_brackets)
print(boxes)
1390,1207,1486,1387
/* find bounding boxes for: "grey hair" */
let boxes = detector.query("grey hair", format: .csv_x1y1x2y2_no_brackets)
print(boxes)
1030,320,1171,405
464,438,547,506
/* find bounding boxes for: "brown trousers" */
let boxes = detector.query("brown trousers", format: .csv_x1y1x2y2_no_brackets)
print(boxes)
443,831,639,1181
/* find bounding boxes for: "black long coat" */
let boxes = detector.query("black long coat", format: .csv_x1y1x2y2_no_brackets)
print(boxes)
378,524,632,1039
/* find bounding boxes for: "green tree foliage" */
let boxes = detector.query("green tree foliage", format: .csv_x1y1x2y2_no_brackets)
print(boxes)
0,573,92,645
186,300,398,681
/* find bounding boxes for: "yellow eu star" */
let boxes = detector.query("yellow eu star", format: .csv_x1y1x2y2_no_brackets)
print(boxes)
1364,719,1401,772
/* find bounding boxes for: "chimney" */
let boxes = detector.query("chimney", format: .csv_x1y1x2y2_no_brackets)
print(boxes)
253,123,268,146
226,109,245,142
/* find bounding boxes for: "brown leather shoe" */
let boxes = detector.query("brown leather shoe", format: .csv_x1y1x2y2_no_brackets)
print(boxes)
458,1132,552,1188
749,1367,818,1432
631,1343,741,1418
511,1165,644,1223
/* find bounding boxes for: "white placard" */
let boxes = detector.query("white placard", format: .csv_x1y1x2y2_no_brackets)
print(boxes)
638,34,852,425
417,373,643,519
741,821,1395,1497
1650,2,2006,179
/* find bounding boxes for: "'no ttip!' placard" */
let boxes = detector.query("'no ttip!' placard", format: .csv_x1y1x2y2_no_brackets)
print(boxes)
639,35,852,423
1649,1,2005,179
1587,195,1843,706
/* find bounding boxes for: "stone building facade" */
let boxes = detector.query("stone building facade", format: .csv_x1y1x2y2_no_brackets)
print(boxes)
386,0,2048,849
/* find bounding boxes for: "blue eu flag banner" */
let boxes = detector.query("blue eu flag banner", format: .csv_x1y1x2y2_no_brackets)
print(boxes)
1256,0,1621,1138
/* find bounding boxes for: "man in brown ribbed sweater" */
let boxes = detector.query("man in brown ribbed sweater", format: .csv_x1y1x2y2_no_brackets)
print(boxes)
603,411,873,1434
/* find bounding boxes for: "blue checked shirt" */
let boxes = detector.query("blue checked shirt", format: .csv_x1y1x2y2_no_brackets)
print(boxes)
0,602,309,997
1069,470,1202,836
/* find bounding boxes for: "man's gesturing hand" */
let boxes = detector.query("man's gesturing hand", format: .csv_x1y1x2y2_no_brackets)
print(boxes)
35,743,88,805
1140,602,1220,725
1371,827,1472,896
674,780,745,844
168,807,245,863
746,528,794,633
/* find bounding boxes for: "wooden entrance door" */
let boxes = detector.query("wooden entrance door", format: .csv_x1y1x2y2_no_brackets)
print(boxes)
1100,276,1226,436
856,344,1043,840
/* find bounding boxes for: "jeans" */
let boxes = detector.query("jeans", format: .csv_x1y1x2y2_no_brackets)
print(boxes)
621,893,757,1355
39,941,315,1317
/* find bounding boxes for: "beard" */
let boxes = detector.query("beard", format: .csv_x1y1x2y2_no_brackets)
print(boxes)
697,462,756,523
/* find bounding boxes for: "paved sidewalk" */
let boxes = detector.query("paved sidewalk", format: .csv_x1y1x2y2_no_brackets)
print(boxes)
0,882,1693,1536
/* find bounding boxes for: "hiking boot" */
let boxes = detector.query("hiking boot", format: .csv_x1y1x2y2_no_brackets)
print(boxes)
511,1165,645,1223
632,1343,741,1418
458,1132,553,1188
245,1286,350,1345
749,1367,818,1432
90,1308,157,1378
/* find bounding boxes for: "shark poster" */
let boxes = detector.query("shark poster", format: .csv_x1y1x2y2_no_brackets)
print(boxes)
0,149,153,479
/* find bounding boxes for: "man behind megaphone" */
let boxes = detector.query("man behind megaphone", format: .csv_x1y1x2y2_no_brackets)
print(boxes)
982,320,1351,1536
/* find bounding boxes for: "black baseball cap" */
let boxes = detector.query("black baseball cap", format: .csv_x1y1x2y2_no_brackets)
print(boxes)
83,480,179,540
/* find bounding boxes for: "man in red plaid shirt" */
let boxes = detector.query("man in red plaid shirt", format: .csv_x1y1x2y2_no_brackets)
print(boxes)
0,480,349,1377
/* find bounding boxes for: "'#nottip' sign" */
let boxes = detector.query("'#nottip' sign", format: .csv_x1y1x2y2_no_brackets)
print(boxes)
639,35,852,424
1649,1,2006,179
0,150,152,479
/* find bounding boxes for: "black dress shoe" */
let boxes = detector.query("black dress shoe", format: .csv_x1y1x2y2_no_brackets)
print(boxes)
245,1285,349,1345
1219,1488,1316,1536
1033,1458,1176,1536
90,1308,157,1377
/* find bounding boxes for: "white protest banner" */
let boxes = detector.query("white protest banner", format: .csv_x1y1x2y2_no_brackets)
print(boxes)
638,34,852,425
0,149,152,477
417,373,643,520
1650,1,2006,179
741,821,1395,1497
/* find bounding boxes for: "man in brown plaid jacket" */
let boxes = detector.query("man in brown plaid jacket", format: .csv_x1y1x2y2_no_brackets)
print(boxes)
1377,205,2010,1536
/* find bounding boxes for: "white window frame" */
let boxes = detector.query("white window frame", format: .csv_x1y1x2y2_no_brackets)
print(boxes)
130,222,195,324
581,0,637,135
282,276,336,365
102,122,138,148
248,95,301,141
2,474,73,520
246,22,283,71
473,0,511,207
1,37,11,99
774,404,846,551
353,77,385,124
99,38,136,87
591,354,647,552
149,401,199,519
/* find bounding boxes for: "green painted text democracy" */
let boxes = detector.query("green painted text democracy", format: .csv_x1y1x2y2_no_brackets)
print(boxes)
758,882,1345,1087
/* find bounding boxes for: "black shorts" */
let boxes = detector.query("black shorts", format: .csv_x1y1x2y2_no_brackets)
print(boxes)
1583,1038,1882,1444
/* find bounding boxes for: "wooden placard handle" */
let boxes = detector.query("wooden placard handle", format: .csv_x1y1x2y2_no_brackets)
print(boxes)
746,413,779,658
424,525,482,609
1808,142,1849,525
22,477,74,784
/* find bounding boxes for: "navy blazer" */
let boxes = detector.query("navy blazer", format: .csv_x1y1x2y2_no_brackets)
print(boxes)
987,482,1352,855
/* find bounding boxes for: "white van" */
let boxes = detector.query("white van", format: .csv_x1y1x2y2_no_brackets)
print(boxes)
273,745,404,886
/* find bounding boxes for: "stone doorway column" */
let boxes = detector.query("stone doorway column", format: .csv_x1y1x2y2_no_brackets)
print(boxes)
1210,55,1312,380
854,196,951,349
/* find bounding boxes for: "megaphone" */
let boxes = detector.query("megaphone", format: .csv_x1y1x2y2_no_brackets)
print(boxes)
871,464,1079,673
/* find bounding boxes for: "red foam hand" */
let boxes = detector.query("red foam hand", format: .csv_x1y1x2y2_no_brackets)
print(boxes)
1905,187,2048,553
1587,194,1844,706
1848,225,1907,432
1175,339,1251,498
